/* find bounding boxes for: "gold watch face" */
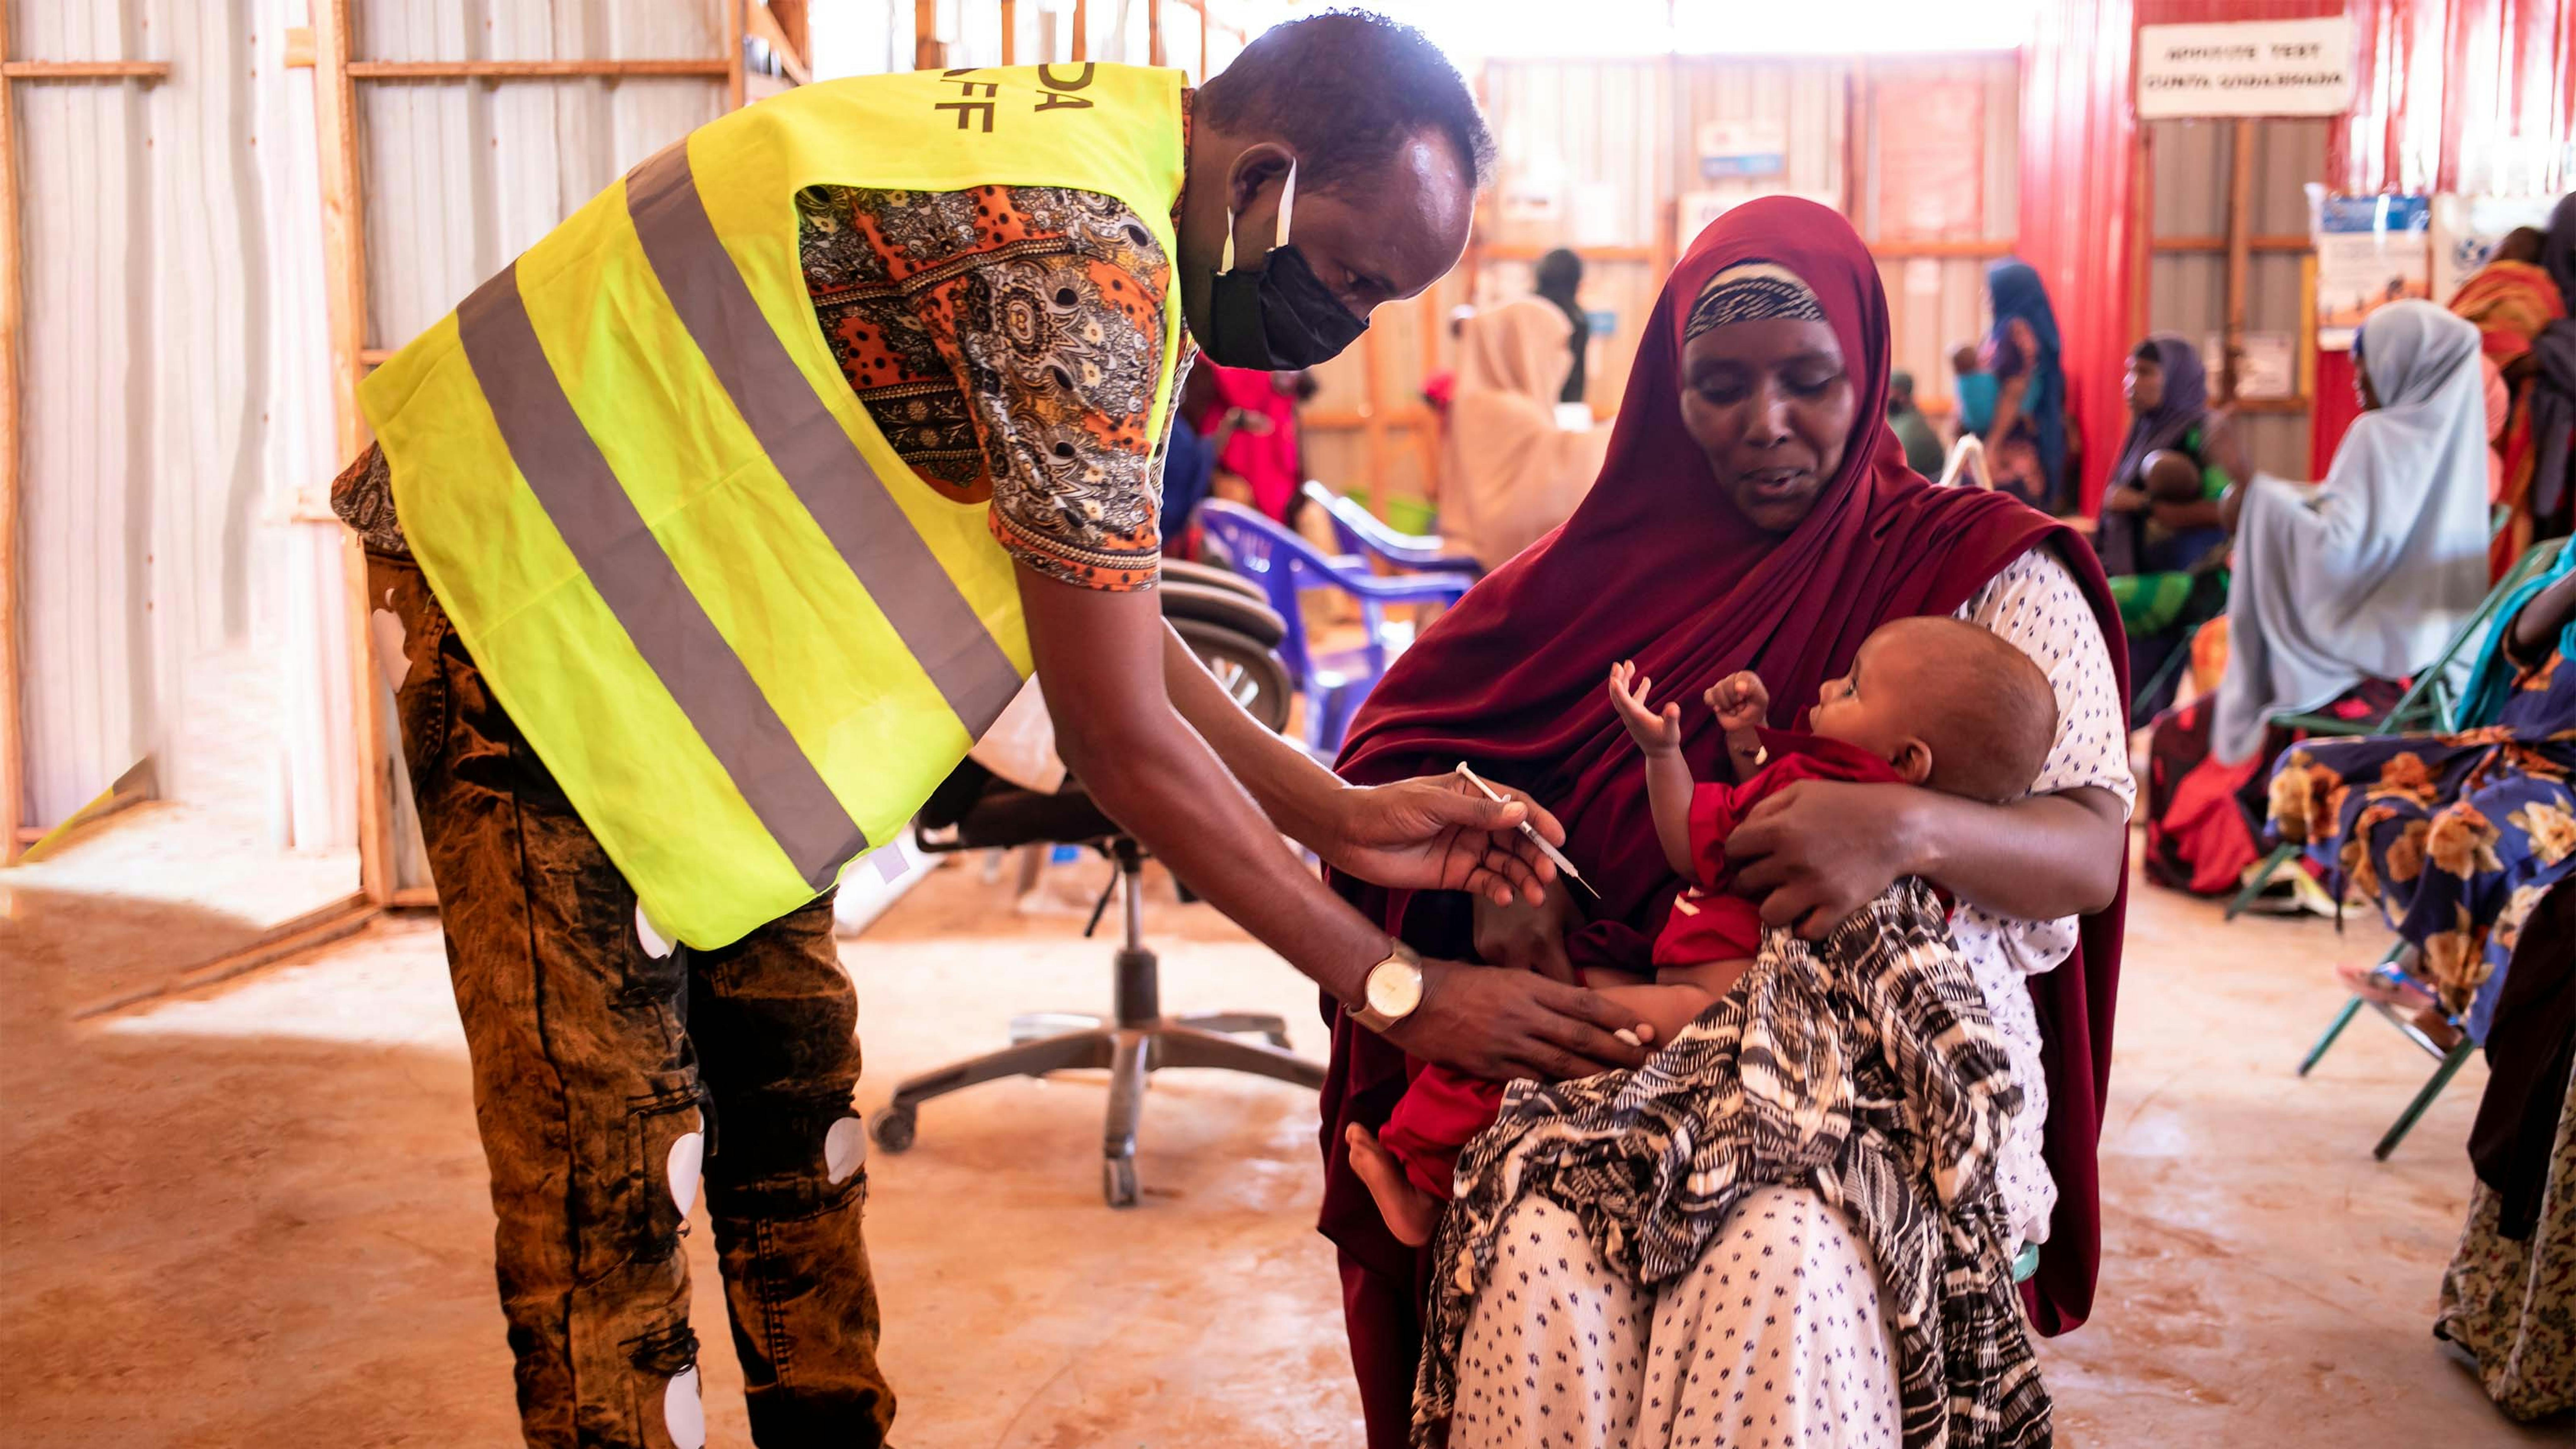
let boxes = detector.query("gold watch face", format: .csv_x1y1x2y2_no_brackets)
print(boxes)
1365,958,1423,1020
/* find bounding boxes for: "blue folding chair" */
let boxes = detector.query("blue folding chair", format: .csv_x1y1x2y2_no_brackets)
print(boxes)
1301,480,1484,578
1198,500,1476,754
2226,537,2572,919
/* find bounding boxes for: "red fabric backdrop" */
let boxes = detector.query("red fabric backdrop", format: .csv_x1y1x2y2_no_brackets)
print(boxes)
2021,0,2573,498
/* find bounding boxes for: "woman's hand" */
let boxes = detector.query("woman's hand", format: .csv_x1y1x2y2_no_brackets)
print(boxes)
2103,485,2151,514
1608,660,1683,753
1723,780,1924,938
1472,874,1582,983
1320,773,1566,905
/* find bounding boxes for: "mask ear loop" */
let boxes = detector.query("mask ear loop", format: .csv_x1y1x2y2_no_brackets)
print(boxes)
1219,156,1299,274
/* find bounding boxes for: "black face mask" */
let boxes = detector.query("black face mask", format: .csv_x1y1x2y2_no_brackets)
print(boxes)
1198,159,1368,371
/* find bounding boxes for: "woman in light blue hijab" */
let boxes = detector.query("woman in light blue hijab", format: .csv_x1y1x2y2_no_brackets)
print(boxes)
2144,299,2494,896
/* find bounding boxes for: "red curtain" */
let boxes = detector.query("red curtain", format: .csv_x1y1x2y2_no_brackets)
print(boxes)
2015,0,2139,516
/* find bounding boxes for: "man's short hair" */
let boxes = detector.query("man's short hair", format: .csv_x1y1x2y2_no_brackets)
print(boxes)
1197,9,1496,194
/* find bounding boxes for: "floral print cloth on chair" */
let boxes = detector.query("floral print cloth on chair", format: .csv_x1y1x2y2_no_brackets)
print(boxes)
2267,647,2576,1043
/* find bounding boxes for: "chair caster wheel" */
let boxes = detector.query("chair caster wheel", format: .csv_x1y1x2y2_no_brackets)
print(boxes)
869,1106,917,1155
1102,1153,1139,1208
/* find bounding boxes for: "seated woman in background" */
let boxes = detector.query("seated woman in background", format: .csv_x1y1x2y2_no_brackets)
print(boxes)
1436,296,1611,567
2143,301,2494,897
2098,335,2244,712
2452,210,2575,571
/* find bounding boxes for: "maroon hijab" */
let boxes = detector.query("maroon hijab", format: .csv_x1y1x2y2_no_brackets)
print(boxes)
1321,200,2124,1439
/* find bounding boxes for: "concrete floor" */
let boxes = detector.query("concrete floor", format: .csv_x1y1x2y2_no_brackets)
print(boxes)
3,845,2566,1446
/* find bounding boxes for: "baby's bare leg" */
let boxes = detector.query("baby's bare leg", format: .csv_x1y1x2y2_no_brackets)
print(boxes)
1591,981,1721,1047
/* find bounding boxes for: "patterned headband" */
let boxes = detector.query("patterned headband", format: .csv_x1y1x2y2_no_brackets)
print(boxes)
1685,261,1825,339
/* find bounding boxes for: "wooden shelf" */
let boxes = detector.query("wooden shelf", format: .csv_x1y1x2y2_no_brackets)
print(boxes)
1869,238,2016,258
1,60,170,80
2152,234,2309,254
346,59,728,80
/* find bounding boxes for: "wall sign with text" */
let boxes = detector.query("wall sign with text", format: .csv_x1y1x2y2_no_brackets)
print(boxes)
2135,18,2355,119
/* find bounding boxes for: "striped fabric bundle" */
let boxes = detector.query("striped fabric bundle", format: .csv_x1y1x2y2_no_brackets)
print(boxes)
1413,880,2050,1449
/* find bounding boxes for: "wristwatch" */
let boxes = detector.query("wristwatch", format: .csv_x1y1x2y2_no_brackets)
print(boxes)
1349,941,1427,1035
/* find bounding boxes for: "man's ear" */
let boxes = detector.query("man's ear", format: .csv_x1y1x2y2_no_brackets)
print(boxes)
1226,143,1295,225
1890,737,1935,787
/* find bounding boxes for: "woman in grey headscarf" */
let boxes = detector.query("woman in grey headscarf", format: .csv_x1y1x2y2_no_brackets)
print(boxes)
2143,299,2493,896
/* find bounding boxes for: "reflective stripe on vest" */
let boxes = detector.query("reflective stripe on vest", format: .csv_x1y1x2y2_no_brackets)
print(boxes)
366,66,1188,948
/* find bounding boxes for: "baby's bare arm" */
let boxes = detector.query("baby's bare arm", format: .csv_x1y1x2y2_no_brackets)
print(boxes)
1704,671,1770,782
1611,662,1701,876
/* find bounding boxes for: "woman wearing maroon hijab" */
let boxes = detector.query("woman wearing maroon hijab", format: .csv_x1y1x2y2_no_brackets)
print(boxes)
1323,198,2133,1445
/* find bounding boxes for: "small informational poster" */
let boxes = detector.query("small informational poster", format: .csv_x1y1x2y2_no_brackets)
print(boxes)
2204,331,2298,400
2429,192,2562,305
1676,188,1839,255
1875,80,1985,239
2312,192,2430,352
2135,18,2355,119
1697,118,1786,180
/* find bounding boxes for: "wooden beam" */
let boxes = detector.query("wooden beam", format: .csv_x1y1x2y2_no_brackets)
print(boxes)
2229,396,2311,415
2153,233,2307,253
0,60,172,80
1148,0,1166,66
346,59,730,80
1072,0,1088,62
2127,124,2151,357
310,0,394,908
913,0,941,71
1474,242,1657,263
1869,238,2018,259
1001,0,1017,64
1359,326,1391,513
69,893,379,1022
2222,118,2255,402
0,0,21,863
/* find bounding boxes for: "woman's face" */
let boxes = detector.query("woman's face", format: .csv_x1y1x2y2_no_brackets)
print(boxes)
2124,355,2164,415
1678,318,1857,534
2354,353,2382,412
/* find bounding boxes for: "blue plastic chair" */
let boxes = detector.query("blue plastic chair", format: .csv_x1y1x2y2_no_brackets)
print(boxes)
1301,480,1484,578
1198,500,1476,753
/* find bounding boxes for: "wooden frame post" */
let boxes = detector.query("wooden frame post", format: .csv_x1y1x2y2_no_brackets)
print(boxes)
1,6,175,862
2221,117,2255,403
1001,0,1017,65
1,0,23,865
308,0,395,905
1147,0,1166,67
302,3,743,907
1072,0,1089,63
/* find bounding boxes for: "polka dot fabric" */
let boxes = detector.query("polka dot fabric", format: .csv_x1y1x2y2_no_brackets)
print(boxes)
1949,542,2130,1250
1449,1191,1900,1449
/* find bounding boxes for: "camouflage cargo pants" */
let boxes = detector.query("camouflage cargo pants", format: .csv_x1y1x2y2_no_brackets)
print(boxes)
371,549,895,1448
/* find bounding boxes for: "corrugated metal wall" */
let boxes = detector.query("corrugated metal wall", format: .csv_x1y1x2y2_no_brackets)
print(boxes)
1307,53,2021,508
2144,116,2329,478
353,1,728,350
13,0,276,828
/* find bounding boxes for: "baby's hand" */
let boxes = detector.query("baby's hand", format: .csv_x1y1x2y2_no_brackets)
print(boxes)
1608,660,1682,754
1703,671,1769,733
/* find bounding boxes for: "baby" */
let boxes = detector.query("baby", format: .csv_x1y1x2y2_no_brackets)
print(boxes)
1952,342,1998,437
1344,614,2058,1246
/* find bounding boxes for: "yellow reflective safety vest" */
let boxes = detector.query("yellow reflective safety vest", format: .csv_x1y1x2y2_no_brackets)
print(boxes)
363,64,1188,948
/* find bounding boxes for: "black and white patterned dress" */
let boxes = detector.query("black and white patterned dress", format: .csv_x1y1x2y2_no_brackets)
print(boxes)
1421,883,2050,1449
